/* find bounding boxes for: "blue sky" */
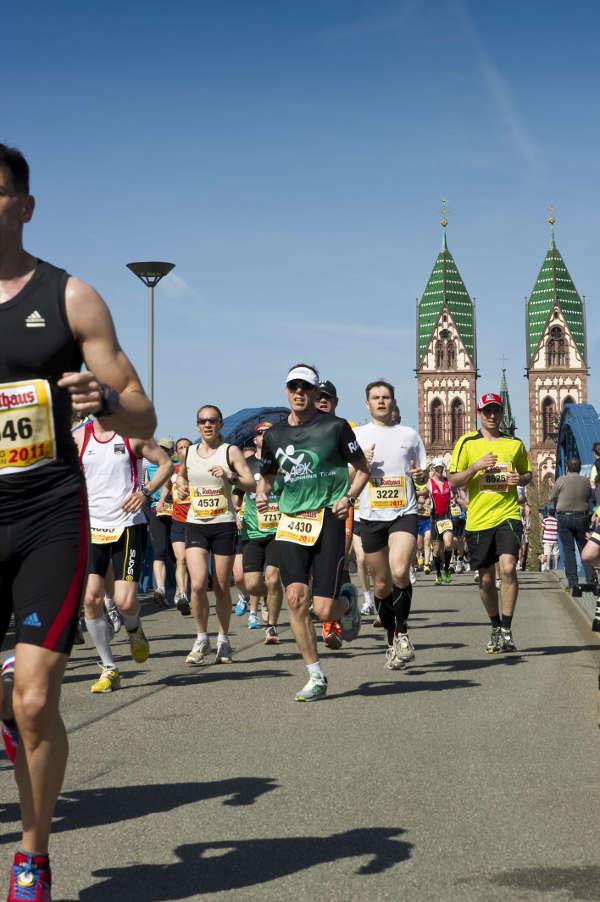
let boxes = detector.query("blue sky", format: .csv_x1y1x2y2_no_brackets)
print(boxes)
5,0,600,442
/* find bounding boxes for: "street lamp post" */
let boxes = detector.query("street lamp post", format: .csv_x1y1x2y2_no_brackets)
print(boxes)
126,261,175,402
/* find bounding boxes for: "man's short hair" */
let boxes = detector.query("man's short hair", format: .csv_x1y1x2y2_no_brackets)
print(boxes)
0,144,29,194
365,380,395,400
566,457,582,473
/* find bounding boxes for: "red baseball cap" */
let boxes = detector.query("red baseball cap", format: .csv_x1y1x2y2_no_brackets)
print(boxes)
477,392,503,411
254,421,272,433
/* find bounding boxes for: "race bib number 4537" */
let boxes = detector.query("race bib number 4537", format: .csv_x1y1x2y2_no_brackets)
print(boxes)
0,380,56,474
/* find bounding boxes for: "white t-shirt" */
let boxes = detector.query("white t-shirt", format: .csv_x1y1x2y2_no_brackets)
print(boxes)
354,422,426,521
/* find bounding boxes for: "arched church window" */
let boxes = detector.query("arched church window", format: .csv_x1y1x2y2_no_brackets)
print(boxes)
446,340,456,369
563,395,575,408
542,396,557,441
450,398,464,443
547,326,567,366
435,341,444,368
431,398,443,444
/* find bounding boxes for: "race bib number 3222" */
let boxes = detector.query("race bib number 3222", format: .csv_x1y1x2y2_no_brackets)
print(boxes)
0,379,56,474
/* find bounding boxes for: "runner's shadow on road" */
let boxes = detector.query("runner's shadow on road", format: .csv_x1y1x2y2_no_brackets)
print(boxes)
415,621,489,630
334,678,479,699
146,668,293,688
78,827,412,901
0,777,278,843
463,864,600,900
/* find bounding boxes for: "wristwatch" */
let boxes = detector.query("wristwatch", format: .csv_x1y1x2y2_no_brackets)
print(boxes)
93,383,119,418
140,486,153,499
346,494,357,506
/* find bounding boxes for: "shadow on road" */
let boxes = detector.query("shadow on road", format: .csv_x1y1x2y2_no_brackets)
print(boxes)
466,864,600,900
0,777,278,843
334,678,479,698
78,827,412,900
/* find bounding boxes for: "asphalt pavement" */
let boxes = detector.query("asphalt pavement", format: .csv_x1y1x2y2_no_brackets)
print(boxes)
2,569,600,901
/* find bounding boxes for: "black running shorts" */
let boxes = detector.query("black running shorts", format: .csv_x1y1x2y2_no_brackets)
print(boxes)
466,519,523,571
360,513,418,554
148,509,172,562
0,485,88,654
452,518,466,538
170,519,187,544
278,508,345,598
185,522,237,556
89,524,146,582
242,535,280,573
430,514,454,542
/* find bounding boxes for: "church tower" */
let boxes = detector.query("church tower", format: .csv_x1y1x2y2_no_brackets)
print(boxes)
526,214,588,484
416,215,478,461
499,368,516,437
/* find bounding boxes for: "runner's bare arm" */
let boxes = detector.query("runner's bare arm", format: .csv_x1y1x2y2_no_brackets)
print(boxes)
255,475,275,512
122,439,174,513
58,277,156,438
209,445,255,493
333,455,371,519
448,452,497,488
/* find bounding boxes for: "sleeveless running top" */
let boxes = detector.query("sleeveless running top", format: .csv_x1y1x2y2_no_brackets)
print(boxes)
428,477,451,517
79,422,145,529
0,261,84,523
186,442,236,524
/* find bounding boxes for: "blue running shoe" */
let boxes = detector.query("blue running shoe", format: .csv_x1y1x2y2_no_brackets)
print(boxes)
248,612,260,629
8,850,51,901
340,583,360,641
235,595,249,616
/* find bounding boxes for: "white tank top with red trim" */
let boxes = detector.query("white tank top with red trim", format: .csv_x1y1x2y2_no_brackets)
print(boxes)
80,422,145,529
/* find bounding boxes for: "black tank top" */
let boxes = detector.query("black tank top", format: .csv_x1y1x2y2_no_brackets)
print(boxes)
0,260,84,520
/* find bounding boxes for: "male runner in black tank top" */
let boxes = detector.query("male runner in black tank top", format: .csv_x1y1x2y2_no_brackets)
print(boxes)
0,144,156,901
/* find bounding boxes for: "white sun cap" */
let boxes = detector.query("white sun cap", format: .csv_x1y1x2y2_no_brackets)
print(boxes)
286,365,319,387
431,457,445,468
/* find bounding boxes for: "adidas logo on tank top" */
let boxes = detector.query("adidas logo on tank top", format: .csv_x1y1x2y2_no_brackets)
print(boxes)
25,310,46,328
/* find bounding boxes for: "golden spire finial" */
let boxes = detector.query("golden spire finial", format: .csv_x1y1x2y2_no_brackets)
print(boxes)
441,198,449,228
548,203,555,226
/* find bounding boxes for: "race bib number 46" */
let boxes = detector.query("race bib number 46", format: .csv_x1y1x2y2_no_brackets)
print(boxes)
369,476,406,509
276,509,324,545
0,380,56,474
479,463,513,493
190,485,228,519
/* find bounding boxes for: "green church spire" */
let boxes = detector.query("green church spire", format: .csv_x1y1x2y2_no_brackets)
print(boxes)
499,368,516,436
417,218,475,364
526,215,586,364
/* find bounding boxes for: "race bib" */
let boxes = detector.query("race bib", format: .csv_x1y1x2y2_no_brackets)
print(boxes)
436,518,453,534
479,463,513,493
276,509,324,545
190,485,228,519
91,527,124,545
257,502,281,532
450,503,462,517
0,379,56,474
172,484,189,504
157,502,173,517
369,476,406,509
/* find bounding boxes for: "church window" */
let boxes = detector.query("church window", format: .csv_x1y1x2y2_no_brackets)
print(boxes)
563,395,575,408
547,326,567,366
450,398,464,443
431,398,443,444
542,396,557,441
446,340,456,369
435,341,444,368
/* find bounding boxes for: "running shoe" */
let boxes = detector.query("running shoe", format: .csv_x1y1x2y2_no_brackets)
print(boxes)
423,564,431,575
486,626,503,654
215,636,232,664
260,598,269,623
234,595,249,616
444,571,452,584
175,591,191,616
395,634,415,664
454,560,464,574
464,561,471,572
152,588,168,610
1,656,18,765
264,625,280,645
373,617,383,628
409,567,417,586
104,599,122,634
340,582,361,640
322,621,342,649
248,612,261,629
360,600,375,615
495,578,501,590
295,674,328,702
186,637,210,665
500,628,517,652
473,572,480,582
73,618,85,645
7,851,51,902
434,575,442,586
128,624,149,663
91,665,121,694
417,557,424,568
384,645,405,671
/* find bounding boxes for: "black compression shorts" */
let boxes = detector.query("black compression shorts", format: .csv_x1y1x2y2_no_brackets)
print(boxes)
170,519,187,544
185,522,238,556
360,513,418,554
0,485,88,654
242,535,280,573
89,524,146,582
277,509,345,598
148,509,172,562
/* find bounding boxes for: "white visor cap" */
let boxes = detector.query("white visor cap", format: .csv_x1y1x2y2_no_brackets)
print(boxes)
286,366,319,387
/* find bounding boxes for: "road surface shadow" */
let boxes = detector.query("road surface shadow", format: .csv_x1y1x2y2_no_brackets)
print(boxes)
0,777,278,843
78,827,412,900
463,864,600,900
334,678,479,698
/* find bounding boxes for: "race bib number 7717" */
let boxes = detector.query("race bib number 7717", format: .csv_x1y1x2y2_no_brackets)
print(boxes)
0,380,56,474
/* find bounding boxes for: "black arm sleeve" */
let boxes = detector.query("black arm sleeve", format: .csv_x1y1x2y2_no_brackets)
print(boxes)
338,419,367,467
260,430,279,476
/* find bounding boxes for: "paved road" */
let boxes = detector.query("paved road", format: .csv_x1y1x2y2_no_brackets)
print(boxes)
2,570,600,901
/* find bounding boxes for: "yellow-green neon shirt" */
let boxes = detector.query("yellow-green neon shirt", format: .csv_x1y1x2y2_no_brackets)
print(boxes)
449,431,531,531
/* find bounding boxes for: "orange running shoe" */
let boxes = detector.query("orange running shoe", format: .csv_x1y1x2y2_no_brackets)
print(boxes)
322,621,342,649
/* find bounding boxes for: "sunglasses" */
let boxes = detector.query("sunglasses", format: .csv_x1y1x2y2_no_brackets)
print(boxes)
287,380,313,392
197,417,219,425
255,429,268,436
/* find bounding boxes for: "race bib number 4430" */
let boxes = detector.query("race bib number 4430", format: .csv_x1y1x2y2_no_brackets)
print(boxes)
276,509,324,545
0,380,56,474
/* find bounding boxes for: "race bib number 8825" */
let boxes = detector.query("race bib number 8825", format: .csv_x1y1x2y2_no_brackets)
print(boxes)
0,380,56,474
